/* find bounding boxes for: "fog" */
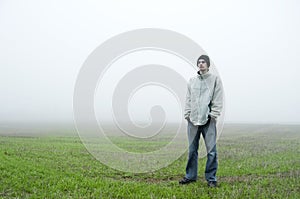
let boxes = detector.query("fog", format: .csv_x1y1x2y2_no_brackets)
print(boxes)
1,0,300,129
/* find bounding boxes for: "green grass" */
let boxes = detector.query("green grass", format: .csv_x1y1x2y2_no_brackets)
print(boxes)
0,124,299,198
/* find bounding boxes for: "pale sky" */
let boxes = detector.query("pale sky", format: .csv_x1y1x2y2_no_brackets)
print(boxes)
1,0,300,125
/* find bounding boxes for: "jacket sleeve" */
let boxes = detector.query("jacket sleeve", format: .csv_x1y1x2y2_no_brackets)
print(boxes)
184,80,191,119
209,76,224,119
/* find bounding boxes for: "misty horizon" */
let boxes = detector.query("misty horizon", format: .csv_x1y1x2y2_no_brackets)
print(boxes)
1,0,300,126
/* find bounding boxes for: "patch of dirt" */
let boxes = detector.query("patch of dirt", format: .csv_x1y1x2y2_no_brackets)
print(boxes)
109,170,300,184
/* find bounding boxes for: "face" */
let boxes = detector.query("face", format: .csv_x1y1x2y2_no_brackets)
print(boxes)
197,59,208,73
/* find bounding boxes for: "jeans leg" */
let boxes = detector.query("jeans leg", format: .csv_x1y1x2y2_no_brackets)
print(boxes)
185,121,200,180
202,118,218,182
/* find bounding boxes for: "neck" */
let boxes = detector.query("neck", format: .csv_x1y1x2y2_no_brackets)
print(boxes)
199,70,208,75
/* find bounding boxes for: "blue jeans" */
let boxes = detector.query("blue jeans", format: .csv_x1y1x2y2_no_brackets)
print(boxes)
185,118,218,182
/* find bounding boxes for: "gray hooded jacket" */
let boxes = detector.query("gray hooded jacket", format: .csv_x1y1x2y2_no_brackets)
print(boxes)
184,71,224,126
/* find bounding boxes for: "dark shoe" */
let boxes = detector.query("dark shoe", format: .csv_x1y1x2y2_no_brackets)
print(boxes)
207,181,218,188
179,177,196,185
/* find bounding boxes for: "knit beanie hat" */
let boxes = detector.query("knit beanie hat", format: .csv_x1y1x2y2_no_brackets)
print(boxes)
197,55,210,67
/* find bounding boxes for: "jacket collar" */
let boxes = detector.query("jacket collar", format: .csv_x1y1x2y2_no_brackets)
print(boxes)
197,71,211,78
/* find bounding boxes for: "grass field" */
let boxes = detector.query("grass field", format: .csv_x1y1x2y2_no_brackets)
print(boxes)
0,124,299,198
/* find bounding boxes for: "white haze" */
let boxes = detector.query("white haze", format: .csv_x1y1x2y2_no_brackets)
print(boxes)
0,0,300,128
